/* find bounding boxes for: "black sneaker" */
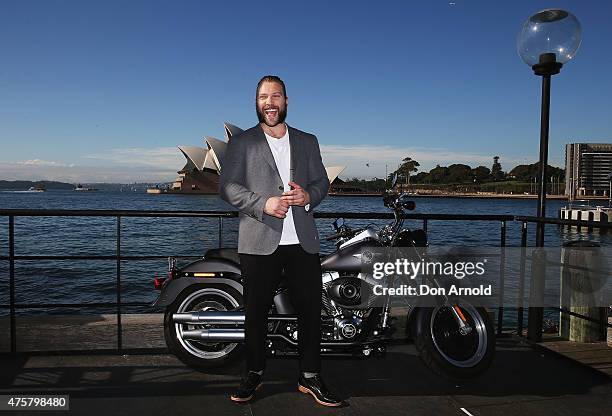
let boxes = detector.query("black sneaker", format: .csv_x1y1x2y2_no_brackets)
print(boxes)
298,374,343,407
230,371,263,403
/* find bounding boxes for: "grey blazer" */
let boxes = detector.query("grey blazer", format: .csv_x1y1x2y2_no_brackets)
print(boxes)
219,124,330,255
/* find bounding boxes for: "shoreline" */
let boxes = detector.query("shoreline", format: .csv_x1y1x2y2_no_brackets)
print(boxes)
328,192,594,200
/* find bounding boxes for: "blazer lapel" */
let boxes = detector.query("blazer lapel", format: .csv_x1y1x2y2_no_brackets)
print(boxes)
254,124,283,185
288,125,299,183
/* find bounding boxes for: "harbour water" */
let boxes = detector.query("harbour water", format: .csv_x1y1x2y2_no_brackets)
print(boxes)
0,190,609,317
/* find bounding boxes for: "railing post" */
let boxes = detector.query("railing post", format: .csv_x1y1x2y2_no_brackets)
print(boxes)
9,216,16,353
218,217,224,248
528,246,546,343
517,221,527,336
116,215,122,351
497,220,506,336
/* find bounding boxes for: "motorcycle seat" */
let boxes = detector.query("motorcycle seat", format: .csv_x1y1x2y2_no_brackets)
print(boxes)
205,248,241,265
205,248,290,289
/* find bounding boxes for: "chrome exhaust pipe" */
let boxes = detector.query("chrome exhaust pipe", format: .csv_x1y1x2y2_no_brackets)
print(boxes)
182,328,245,341
173,311,245,324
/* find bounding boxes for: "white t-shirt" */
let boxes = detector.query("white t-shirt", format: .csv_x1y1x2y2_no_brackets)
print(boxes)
264,128,300,245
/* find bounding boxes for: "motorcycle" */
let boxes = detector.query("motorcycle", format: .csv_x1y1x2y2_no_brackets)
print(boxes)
152,185,495,379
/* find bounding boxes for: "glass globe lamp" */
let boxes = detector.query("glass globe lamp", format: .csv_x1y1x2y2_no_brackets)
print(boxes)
517,9,581,75
518,9,582,343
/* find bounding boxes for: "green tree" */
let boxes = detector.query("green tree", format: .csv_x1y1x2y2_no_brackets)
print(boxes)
428,164,449,183
411,171,428,184
397,157,420,184
471,165,491,182
447,164,472,183
491,156,504,181
507,163,565,182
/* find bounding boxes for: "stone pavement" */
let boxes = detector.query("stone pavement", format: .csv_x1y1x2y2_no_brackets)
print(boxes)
1,337,610,416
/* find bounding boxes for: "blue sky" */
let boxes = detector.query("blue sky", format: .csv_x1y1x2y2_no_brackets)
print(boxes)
1,0,611,182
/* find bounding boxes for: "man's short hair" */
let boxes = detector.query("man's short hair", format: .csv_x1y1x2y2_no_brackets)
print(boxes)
256,75,287,99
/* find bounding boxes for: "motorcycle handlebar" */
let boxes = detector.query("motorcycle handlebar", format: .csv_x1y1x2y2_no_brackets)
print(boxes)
325,230,352,241
325,232,344,241
384,192,416,211
327,193,416,242
326,227,362,241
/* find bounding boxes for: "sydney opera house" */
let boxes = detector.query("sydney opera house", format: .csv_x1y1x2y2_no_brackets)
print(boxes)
147,122,345,194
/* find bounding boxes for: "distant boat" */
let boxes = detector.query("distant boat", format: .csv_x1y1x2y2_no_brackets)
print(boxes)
146,188,166,194
74,184,98,191
5,186,46,193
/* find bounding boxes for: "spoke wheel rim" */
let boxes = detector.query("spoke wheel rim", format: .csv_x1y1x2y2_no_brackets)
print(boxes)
429,305,487,368
175,288,240,360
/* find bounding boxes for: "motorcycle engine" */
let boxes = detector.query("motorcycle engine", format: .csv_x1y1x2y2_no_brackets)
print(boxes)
334,314,363,340
283,315,364,343
321,273,367,341
325,275,362,307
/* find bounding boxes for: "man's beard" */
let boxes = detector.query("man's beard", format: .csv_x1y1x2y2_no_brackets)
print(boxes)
256,105,287,127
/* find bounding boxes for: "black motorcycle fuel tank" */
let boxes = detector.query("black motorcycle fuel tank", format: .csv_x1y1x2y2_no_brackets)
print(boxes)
321,238,381,272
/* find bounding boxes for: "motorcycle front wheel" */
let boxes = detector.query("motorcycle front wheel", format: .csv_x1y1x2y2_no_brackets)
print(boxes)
413,304,495,379
164,284,244,369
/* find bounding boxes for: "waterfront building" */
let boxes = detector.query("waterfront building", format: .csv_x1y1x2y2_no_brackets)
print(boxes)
564,143,612,197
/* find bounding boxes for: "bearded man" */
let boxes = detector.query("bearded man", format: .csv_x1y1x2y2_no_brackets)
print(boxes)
219,75,342,407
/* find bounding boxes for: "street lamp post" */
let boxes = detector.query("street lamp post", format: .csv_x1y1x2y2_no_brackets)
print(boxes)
517,9,581,341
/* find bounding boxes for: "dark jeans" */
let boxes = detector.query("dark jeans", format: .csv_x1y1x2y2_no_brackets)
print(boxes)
240,244,322,373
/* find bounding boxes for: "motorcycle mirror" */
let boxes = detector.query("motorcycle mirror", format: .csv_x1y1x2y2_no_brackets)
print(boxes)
332,218,345,231
403,200,416,211
398,194,416,210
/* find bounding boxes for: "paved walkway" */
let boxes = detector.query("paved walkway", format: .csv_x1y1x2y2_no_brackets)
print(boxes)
1,337,610,416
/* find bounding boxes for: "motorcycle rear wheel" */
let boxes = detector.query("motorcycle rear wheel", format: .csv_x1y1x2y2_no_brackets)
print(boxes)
413,304,495,379
164,284,244,369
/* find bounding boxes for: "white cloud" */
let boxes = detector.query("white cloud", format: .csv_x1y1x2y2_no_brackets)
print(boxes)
0,161,178,183
84,147,183,168
19,159,75,167
0,144,546,183
0,146,186,183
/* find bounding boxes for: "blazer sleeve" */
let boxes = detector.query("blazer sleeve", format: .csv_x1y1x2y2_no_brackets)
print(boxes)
219,137,267,222
304,135,330,211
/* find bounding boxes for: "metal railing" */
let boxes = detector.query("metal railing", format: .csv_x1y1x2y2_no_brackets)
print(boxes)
1,208,610,354
0,209,235,354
